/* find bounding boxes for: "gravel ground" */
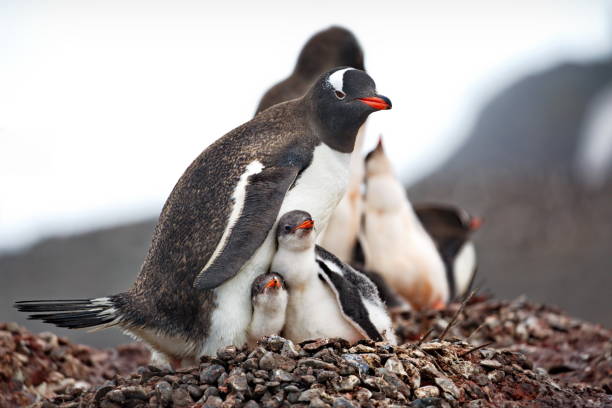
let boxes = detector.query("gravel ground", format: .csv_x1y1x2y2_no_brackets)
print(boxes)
1,297,610,407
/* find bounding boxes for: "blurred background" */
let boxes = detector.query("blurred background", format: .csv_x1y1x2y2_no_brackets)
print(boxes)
1,0,611,347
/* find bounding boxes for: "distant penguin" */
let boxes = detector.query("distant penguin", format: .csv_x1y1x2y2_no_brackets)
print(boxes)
413,204,482,300
247,273,288,347
272,211,396,344
256,26,364,114
255,26,367,263
360,139,449,311
16,67,391,365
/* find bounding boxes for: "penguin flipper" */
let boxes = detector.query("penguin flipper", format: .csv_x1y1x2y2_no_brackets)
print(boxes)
315,250,383,342
193,165,300,290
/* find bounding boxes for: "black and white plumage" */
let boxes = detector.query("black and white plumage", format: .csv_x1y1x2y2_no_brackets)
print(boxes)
272,211,396,344
414,204,482,300
16,67,391,365
255,26,368,263
247,273,288,347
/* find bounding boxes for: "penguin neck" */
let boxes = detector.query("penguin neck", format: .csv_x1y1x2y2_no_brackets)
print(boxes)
303,95,364,154
272,245,317,289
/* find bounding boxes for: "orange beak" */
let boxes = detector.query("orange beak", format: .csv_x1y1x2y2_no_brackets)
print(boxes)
265,277,282,289
469,217,483,231
293,219,314,231
357,96,391,110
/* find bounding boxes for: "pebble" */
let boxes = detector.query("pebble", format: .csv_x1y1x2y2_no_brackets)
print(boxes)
414,385,440,399
259,352,297,372
200,364,226,385
172,387,193,407
155,381,173,405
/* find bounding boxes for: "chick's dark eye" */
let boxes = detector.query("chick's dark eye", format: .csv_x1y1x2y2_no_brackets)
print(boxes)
284,225,292,232
335,90,346,100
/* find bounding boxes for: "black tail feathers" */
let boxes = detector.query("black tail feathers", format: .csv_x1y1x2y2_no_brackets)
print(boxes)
14,296,121,330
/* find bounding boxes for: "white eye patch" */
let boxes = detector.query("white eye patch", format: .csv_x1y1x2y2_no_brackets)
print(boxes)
327,68,355,93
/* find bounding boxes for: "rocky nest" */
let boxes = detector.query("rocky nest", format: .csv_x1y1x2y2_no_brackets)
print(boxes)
1,298,610,407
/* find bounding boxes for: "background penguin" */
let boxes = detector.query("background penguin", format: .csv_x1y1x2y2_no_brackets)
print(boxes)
360,139,449,311
414,204,482,300
255,26,364,114
16,67,391,364
247,273,288,347
255,26,368,263
272,211,396,344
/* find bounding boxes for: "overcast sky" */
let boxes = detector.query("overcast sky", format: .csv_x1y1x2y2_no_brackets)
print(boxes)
1,0,611,252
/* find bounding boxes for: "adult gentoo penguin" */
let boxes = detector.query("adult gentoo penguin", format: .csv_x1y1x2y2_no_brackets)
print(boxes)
359,139,448,311
16,67,391,365
256,26,367,263
414,204,482,300
247,273,288,347
272,211,396,344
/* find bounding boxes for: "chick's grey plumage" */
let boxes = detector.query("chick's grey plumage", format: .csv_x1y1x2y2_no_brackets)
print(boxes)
16,67,391,362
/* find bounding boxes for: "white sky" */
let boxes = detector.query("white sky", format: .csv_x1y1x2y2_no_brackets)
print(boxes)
1,0,611,252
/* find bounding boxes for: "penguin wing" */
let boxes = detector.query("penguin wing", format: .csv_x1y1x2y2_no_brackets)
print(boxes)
315,246,384,341
193,165,300,290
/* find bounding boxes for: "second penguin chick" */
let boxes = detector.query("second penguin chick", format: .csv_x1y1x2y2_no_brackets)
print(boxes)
272,211,396,345
247,273,288,347
361,139,449,310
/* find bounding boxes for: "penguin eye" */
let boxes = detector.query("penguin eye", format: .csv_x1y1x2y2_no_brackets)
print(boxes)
284,225,292,233
334,90,346,100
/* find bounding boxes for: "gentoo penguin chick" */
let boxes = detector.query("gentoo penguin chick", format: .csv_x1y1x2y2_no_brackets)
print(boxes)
16,67,391,364
256,26,364,114
414,204,482,300
272,211,396,345
247,273,288,347
255,26,367,263
360,139,449,311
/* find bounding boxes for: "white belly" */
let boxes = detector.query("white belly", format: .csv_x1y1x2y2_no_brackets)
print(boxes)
200,144,350,356
283,279,362,343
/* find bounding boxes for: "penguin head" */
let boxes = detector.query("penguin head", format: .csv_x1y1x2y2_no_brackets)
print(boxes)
276,210,316,251
251,272,287,301
309,67,391,153
365,136,394,177
295,26,365,79
415,205,483,238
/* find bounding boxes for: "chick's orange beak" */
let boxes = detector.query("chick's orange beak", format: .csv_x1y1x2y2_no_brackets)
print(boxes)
357,95,392,110
265,277,282,289
293,219,314,231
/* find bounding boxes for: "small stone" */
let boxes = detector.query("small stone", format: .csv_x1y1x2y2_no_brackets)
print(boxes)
155,381,173,405
435,377,460,399
271,369,294,382
100,401,121,408
480,359,502,369
260,352,297,372
172,387,194,407
309,397,330,408
349,344,377,353
200,364,226,385
335,375,360,391
333,396,356,408
414,386,440,399
94,385,114,403
280,339,301,358
203,386,220,399
244,401,261,408
317,370,337,382
228,373,249,393
261,335,288,352
217,345,238,361
488,370,505,383
298,389,320,402
301,375,316,384
384,357,407,378
341,354,369,377
187,384,203,400
298,358,337,371
203,395,223,408
106,389,126,403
